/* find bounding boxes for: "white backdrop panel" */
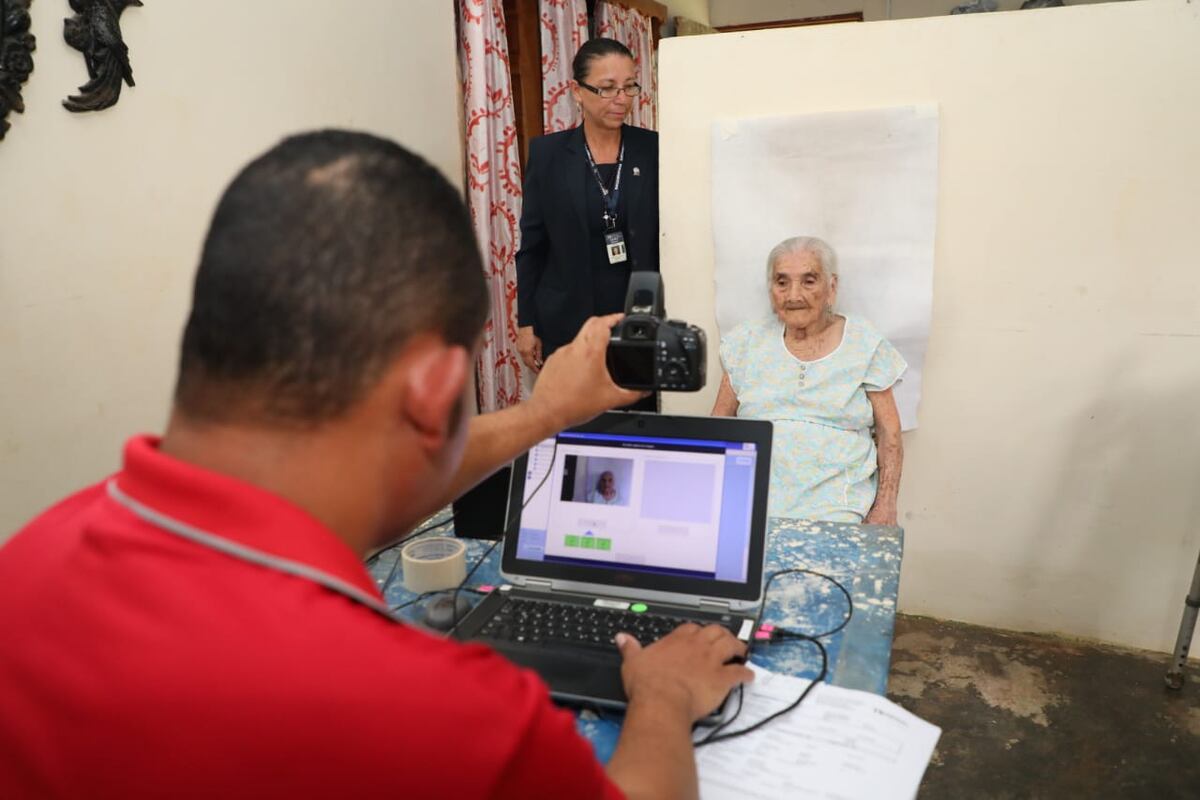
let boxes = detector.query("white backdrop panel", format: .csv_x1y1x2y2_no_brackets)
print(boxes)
710,107,938,429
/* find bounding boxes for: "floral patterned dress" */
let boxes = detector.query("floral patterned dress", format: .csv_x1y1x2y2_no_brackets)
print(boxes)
720,315,907,522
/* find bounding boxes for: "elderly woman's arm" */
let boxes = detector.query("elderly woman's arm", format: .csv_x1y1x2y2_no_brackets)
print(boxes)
864,388,903,525
711,372,739,416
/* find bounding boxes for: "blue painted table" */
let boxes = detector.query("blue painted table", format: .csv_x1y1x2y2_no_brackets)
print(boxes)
368,514,903,763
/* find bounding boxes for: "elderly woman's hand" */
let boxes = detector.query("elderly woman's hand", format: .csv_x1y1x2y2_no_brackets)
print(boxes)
864,502,898,526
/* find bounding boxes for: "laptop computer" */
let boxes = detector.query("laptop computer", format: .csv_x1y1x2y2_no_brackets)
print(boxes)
453,411,773,714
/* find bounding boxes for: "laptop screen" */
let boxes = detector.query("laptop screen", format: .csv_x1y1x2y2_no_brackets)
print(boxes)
501,413,773,604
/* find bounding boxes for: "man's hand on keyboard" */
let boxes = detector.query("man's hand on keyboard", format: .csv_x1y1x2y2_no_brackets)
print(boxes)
615,623,754,723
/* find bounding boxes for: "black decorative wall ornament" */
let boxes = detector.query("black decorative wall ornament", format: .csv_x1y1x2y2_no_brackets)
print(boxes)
0,0,36,141
62,0,142,113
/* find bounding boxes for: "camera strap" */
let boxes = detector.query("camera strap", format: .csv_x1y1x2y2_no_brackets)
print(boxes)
583,139,625,232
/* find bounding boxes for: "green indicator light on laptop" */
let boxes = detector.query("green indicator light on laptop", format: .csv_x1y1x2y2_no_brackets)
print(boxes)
630,603,648,613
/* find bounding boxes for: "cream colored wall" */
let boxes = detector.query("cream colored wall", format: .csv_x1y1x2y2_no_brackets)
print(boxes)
658,0,1200,653
711,0,1122,23
0,1,461,540
666,0,713,25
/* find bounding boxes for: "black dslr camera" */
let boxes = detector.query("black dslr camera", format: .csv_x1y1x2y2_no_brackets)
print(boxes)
606,273,706,392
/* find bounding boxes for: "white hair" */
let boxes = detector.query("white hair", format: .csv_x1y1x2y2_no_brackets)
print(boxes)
765,236,838,282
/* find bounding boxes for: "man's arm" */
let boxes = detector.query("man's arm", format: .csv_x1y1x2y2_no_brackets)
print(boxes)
487,623,752,800
439,314,645,507
865,387,903,525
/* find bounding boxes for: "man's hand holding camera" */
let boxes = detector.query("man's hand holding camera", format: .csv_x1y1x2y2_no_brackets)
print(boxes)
528,314,646,429
525,273,706,396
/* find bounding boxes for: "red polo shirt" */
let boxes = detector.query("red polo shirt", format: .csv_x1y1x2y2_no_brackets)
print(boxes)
0,436,623,800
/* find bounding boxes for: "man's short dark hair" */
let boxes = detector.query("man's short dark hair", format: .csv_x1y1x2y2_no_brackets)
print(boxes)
176,130,488,424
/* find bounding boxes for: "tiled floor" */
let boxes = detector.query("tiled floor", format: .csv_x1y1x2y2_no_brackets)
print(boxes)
887,615,1200,799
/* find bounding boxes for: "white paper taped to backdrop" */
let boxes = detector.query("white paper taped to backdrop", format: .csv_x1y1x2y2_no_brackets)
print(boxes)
711,106,938,430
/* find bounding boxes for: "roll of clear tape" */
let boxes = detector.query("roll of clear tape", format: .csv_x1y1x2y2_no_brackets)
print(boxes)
401,536,467,593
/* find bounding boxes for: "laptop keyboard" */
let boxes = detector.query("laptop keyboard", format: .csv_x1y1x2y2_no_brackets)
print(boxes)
476,597,733,651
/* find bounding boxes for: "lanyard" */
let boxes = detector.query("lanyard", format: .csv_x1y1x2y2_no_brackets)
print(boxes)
105,479,399,622
583,139,625,230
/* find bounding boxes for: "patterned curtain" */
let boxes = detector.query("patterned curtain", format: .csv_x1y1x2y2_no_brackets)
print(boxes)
595,1,657,130
540,0,589,133
458,0,526,410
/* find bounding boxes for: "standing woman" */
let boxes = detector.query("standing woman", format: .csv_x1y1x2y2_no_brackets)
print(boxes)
516,38,659,407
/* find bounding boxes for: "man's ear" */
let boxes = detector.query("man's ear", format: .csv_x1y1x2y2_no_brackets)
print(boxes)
400,341,470,454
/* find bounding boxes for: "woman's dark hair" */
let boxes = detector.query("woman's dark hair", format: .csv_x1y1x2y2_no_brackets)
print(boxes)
176,130,488,425
572,38,634,83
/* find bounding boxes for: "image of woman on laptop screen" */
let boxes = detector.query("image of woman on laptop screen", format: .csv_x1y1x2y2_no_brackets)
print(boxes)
587,471,621,505
559,456,632,508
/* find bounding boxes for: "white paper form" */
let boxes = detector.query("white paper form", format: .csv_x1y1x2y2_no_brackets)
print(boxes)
696,664,941,800
711,107,939,430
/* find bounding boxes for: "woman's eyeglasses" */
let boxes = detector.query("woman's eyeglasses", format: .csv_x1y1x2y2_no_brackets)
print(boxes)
578,81,642,99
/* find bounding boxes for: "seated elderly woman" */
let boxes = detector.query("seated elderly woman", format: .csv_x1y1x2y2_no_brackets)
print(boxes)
712,236,906,524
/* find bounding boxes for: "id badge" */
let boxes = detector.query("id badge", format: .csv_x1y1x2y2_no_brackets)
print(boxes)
605,231,628,265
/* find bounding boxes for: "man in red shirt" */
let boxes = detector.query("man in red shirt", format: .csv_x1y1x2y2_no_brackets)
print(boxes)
0,131,751,799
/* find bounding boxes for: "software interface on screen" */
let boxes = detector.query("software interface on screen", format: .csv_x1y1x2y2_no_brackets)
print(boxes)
515,431,759,582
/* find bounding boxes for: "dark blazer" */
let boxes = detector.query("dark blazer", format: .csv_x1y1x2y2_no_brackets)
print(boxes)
516,124,659,355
